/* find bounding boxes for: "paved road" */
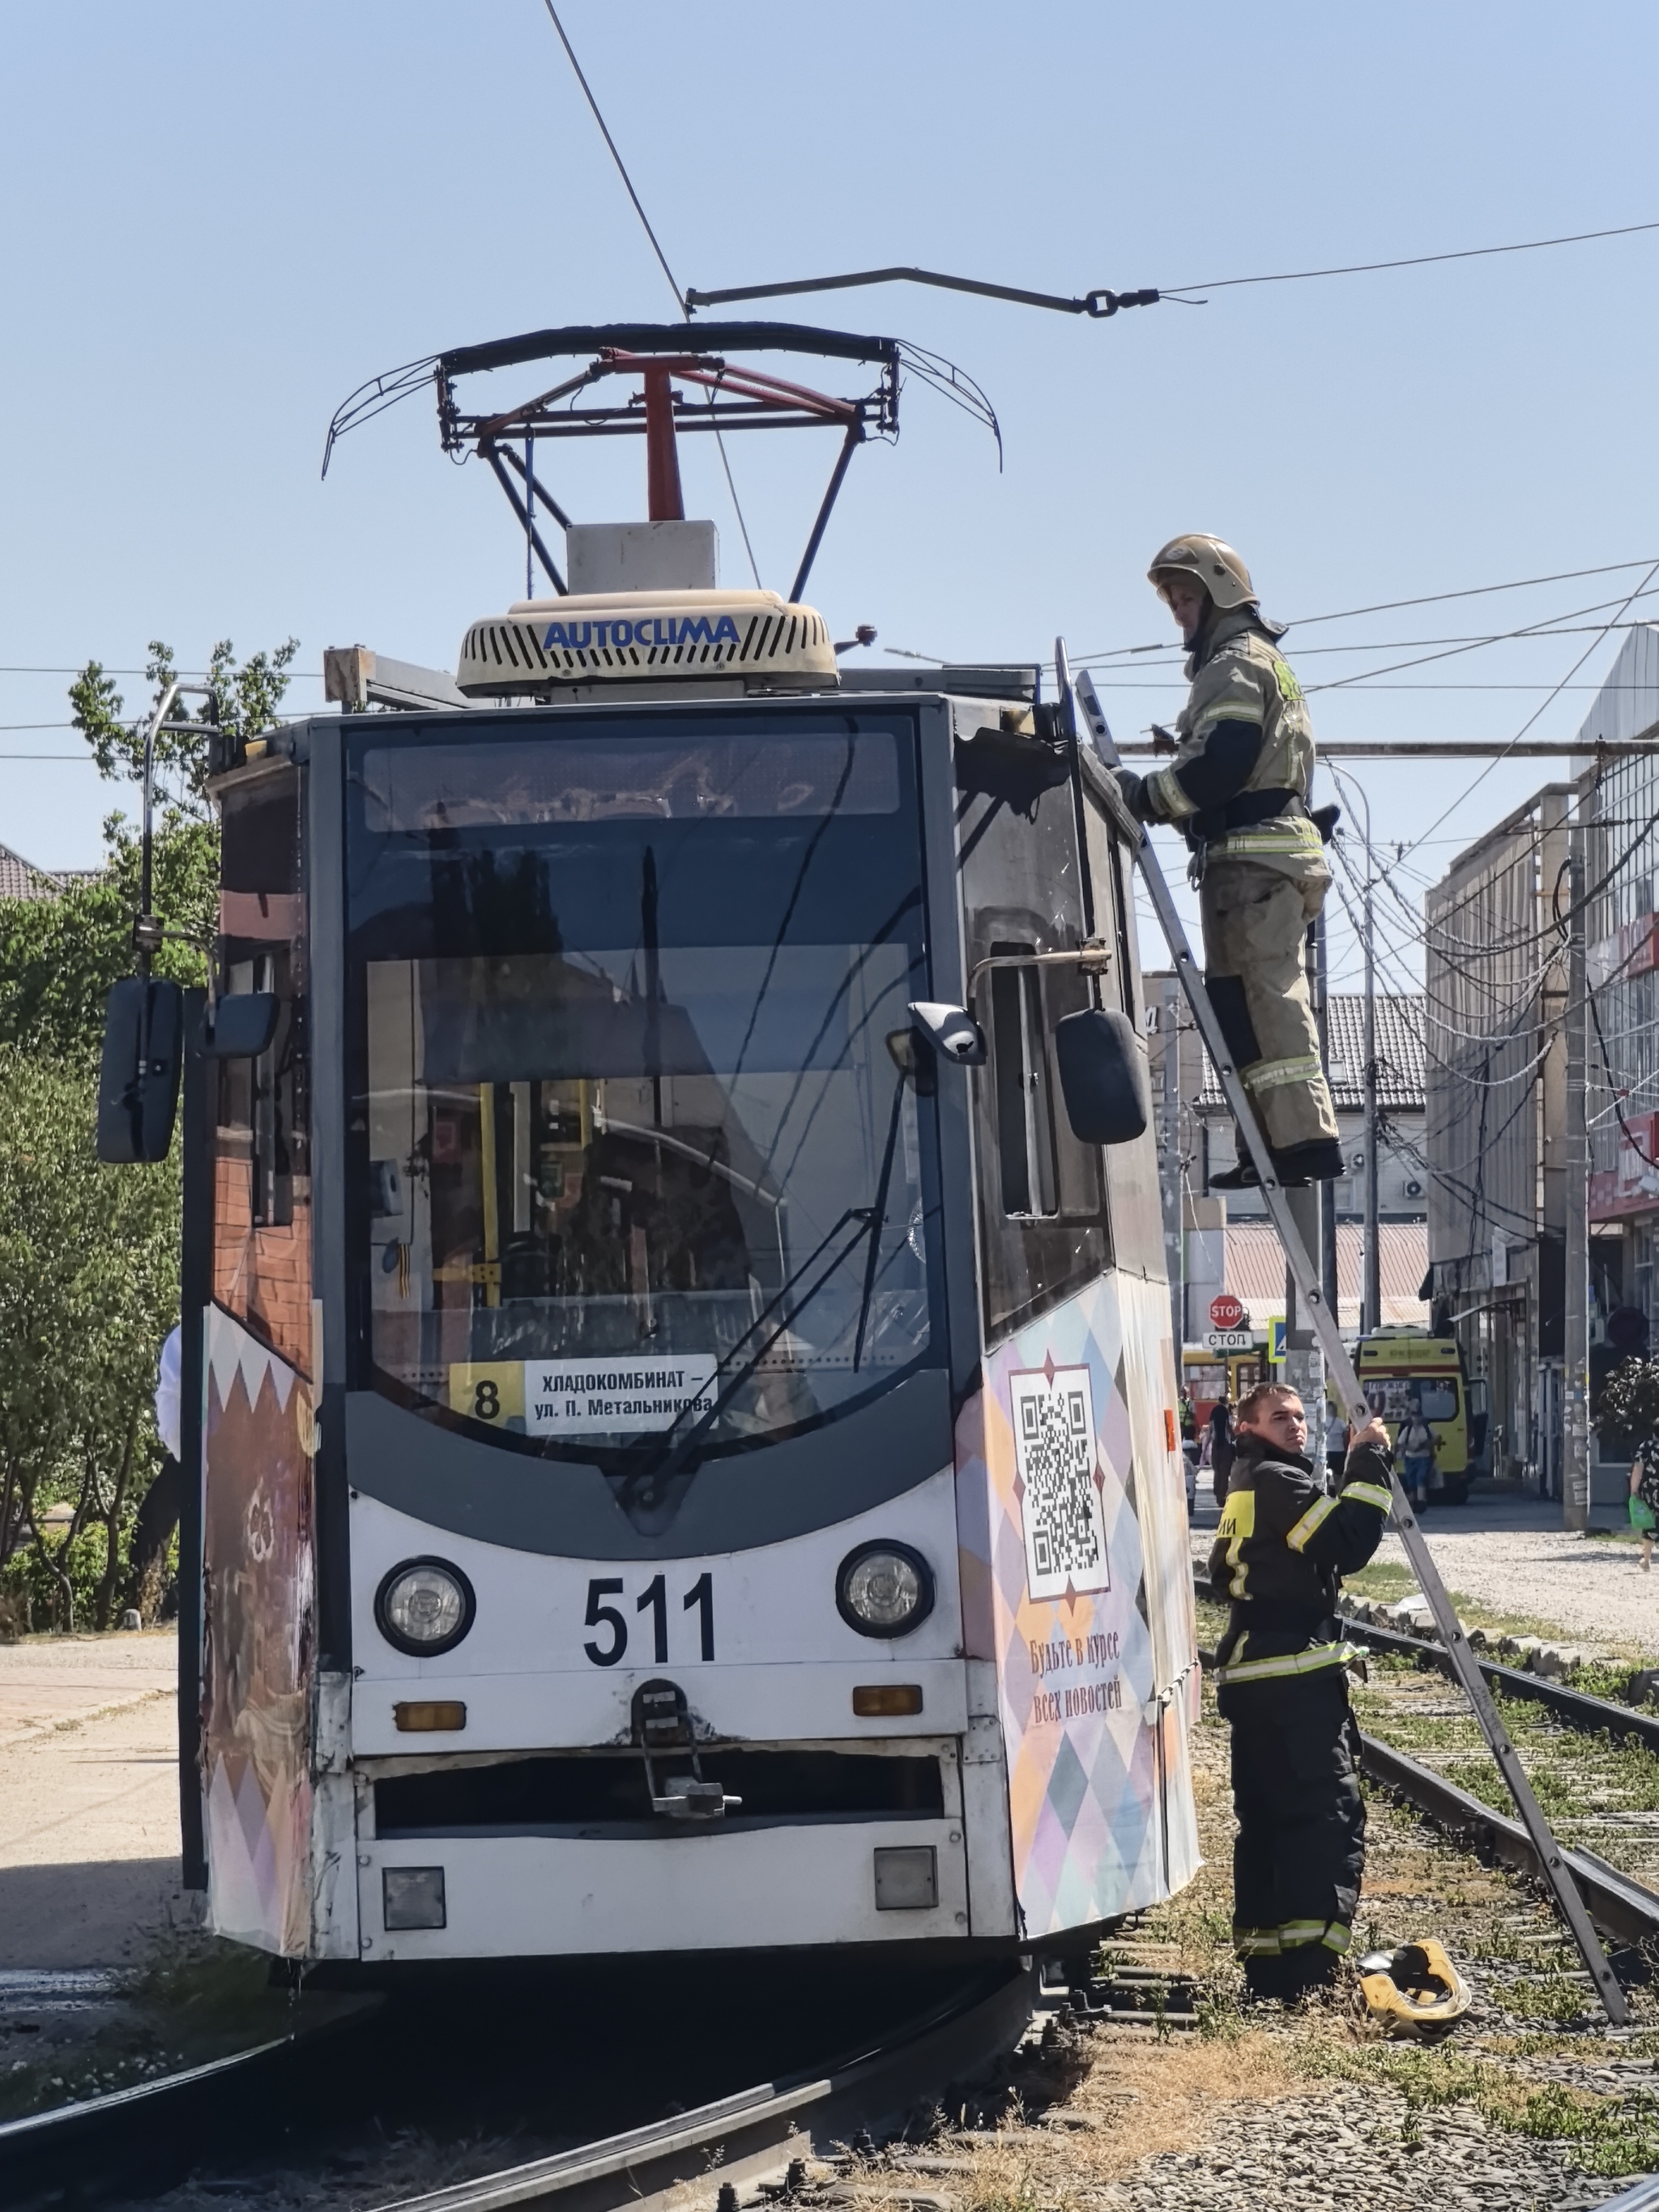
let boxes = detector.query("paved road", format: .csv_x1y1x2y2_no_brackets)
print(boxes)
0,1633,186,1969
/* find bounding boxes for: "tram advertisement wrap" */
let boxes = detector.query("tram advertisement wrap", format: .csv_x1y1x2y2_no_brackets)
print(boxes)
955,1273,1200,1934
202,1306,318,1956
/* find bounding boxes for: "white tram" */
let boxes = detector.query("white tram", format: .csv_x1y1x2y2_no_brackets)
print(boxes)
102,324,1201,1967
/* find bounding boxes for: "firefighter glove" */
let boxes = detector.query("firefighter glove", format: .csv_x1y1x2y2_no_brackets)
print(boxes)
1115,768,1155,821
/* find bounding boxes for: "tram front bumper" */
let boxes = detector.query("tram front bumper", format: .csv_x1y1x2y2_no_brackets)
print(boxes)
356,1818,971,1958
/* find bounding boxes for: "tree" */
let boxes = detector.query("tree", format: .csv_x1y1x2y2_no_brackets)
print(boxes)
70,636,299,821
0,637,297,1062
0,633,299,1629
0,1048,178,1627
1593,1357,1659,1465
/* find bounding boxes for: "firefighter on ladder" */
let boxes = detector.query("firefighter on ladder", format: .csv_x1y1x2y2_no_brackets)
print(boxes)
1209,1381,1394,1998
1114,534,1344,1188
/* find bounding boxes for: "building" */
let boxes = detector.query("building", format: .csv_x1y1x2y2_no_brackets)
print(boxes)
1146,977,1429,1349
0,842,76,901
1425,622,1659,1498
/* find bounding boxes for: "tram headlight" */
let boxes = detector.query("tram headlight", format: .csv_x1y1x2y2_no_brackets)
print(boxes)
837,1542,934,1638
375,1558,476,1657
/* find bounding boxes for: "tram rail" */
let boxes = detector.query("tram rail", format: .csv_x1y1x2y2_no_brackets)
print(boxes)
0,1967,1037,2212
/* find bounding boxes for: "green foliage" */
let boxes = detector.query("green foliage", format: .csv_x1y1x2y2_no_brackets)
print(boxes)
1594,1356,1659,1460
70,637,298,823
0,823,216,1061
0,631,297,1631
0,1046,178,1627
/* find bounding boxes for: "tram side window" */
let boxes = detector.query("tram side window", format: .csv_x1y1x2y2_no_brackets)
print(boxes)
959,765,1111,1340
211,772,312,1375
989,956,1059,1217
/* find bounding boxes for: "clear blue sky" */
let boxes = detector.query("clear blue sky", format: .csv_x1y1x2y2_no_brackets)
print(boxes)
5,0,1659,999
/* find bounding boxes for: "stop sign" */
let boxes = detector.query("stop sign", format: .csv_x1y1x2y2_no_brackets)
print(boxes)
1209,1293,1246,1332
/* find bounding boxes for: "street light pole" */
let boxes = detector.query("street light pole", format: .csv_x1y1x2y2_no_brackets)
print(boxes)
1364,868,1380,1336
1564,823,1590,1532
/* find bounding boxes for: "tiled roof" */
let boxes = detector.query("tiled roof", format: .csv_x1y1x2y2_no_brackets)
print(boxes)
0,843,66,901
1221,1220,1428,1331
1187,991,1424,1113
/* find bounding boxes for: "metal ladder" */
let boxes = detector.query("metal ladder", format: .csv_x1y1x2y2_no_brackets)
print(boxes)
1066,650,1628,2022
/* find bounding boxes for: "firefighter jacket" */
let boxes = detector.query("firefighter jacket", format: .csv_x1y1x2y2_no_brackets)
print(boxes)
1141,607,1323,876
1207,1431,1393,1686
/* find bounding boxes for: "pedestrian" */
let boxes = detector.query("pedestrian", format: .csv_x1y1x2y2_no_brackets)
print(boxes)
1209,1391,1236,1505
1629,1451,1659,1573
1113,536,1343,1191
1179,1387,1196,1445
1397,1402,1438,1511
130,1325,182,1622
1324,1404,1348,1489
1209,1383,1394,2000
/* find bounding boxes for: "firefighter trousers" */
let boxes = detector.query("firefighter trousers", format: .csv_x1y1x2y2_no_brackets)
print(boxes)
1200,858,1339,1152
1218,1667,1365,1966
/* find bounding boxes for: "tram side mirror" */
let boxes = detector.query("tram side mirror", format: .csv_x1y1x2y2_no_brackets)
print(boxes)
906,1001,986,1068
202,991,279,1059
1054,1008,1150,1146
96,976,185,1163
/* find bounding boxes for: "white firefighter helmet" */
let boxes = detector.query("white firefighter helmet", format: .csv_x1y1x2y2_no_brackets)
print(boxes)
1147,534,1258,611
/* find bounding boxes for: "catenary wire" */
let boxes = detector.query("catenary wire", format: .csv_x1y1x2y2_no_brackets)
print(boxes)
536,1,764,589
1397,561,1659,863
1160,216,1659,298
1069,557,1659,663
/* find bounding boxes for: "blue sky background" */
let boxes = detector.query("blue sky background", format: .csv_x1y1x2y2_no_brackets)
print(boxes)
5,1,1659,999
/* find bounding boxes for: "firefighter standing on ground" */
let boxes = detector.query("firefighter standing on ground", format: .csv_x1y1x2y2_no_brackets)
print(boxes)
1209,1382,1394,1998
1115,535,1344,1187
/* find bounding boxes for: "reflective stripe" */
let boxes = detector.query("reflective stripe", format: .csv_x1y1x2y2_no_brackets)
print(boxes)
1342,1480,1394,1513
1208,818,1323,859
1213,1638,1361,1686
1280,1918,1352,1954
1193,699,1266,734
1286,1494,1337,1553
1217,1485,1256,1599
1236,1920,1351,1958
1243,1053,1325,1094
1148,766,1197,820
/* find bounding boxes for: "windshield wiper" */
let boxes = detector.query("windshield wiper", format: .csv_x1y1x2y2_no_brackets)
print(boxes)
851,1076,906,1373
615,1206,878,1512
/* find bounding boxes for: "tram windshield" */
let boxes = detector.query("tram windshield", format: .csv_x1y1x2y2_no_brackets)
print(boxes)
347,718,943,1457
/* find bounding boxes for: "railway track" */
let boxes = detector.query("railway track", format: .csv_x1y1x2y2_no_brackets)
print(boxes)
0,1962,1049,2212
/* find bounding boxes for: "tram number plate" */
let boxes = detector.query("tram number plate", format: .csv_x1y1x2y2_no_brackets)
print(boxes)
583,1574,715,1667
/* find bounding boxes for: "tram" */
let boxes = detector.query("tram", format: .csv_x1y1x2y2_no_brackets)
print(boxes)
98,323,1200,1966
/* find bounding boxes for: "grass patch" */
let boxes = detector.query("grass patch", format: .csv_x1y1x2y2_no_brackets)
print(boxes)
1292,2035,1659,2177
0,1933,297,2123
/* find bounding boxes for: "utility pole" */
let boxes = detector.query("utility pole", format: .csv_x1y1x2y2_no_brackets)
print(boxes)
1564,821,1590,1532
1363,853,1381,1336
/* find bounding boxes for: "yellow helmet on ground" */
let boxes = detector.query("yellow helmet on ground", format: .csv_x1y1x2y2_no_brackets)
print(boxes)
1148,534,1258,610
1356,1940,1471,2040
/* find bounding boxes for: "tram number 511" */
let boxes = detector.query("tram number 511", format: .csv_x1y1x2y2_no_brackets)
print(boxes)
584,1574,714,1667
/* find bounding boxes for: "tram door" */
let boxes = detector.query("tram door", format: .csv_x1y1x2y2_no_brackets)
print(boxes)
950,716,1200,1938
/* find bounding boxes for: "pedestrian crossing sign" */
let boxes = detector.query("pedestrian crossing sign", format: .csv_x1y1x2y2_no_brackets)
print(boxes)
1269,1316,1286,1367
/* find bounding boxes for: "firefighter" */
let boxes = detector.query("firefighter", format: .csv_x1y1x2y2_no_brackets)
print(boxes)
1209,1381,1394,1999
1115,535,1343,1187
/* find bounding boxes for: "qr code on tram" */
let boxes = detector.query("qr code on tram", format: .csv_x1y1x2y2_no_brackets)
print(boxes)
1009,1364,1111,1602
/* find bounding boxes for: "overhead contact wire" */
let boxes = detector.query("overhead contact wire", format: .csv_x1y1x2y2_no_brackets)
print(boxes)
537,2,764,589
